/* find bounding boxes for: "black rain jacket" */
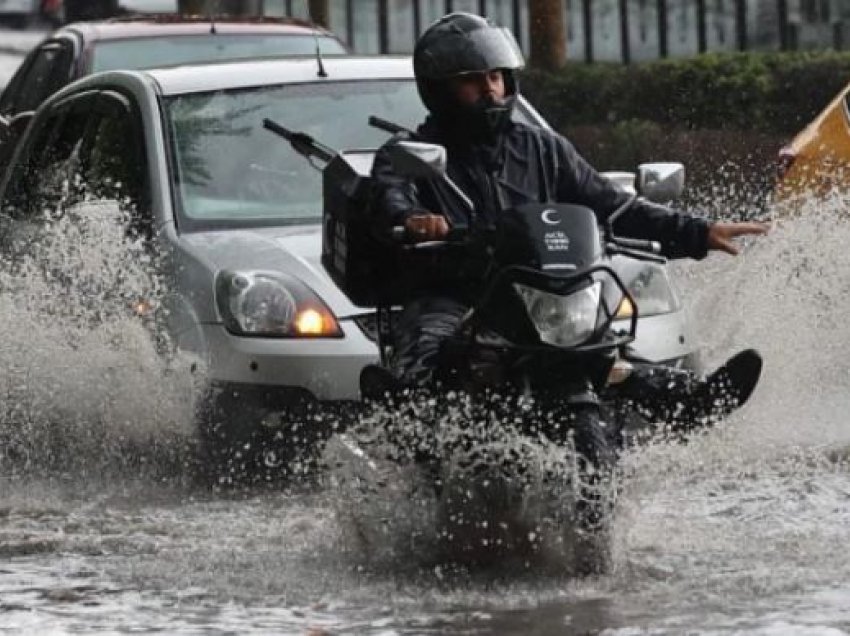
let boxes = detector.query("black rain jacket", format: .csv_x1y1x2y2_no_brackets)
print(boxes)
370,116,710,300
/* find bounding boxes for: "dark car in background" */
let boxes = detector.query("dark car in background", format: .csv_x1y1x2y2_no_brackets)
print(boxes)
0,14,347,174
0,0,63,28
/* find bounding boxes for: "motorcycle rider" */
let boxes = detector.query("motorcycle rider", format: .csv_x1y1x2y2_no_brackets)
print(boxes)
370,12,767,431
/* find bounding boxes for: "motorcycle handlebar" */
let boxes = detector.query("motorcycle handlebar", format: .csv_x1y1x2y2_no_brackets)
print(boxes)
390,225,467,249
392,224,665,262
610,236,662,254
263,118,336,163
369,116,416,138
607,243,667,264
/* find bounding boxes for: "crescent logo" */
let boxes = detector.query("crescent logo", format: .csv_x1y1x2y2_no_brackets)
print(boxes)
541,209,561,225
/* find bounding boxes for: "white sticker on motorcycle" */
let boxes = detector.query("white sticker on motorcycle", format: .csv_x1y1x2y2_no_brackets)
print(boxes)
544,230,570,251
541,209,561,225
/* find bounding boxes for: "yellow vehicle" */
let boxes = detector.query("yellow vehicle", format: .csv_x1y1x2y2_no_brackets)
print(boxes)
775,83,850,202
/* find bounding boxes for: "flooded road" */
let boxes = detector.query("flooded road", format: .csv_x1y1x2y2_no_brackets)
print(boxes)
2,188,850,635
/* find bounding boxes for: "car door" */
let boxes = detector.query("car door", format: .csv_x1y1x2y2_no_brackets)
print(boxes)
0,37,76,176
0,85,161,330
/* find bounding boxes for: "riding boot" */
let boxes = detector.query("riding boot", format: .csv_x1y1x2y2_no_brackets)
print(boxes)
617,349,762,435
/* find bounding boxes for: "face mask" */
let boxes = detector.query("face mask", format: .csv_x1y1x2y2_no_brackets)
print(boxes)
443,94,517,144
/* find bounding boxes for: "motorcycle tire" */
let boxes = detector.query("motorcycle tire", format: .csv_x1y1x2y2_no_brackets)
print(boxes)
570,404,617,575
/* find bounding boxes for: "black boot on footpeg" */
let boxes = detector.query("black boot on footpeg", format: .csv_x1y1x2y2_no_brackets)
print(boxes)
676,348,762,431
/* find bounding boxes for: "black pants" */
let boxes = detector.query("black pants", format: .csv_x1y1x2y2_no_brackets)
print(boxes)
391,295,703,426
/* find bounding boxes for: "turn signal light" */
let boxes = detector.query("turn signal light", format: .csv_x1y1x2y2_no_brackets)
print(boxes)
294,308,338,336
616,296,635,319
132,298,154,317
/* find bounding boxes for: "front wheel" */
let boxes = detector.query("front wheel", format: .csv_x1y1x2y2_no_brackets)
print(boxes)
570,404,618,575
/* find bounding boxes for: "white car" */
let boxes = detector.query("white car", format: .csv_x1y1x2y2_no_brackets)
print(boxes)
0,55,697,476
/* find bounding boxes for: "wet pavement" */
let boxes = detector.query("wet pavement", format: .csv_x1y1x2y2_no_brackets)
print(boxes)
1,202,850,634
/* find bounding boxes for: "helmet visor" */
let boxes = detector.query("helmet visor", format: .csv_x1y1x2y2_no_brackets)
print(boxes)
423,26,526,79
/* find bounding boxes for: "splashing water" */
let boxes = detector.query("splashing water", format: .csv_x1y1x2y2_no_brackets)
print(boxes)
323,389,608,576
316,190,850,631
601,191,850,630
0,199,200,480
1,184,850,632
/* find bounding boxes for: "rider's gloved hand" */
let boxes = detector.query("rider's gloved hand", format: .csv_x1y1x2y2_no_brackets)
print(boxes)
405,213,450,242
707,221,769,255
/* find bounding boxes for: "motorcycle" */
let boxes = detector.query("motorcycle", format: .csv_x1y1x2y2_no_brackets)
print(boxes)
264,116,712,572
354,138,669,570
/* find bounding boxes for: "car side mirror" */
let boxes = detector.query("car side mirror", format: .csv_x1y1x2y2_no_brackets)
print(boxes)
387,140,447,179
638,162,685,203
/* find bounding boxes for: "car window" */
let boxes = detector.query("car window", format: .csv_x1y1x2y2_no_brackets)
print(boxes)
164,78,427,230
7,42,73,115
90,34,346,72
86,95,144,202
1,94,95,219
88,95,150,237
2,90,149,238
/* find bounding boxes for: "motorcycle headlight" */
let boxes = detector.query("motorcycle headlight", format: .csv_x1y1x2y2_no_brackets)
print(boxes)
215,270,342,338
514,281,601,347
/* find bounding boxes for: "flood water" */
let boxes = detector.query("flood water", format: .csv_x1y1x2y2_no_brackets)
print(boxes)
2,193,850,635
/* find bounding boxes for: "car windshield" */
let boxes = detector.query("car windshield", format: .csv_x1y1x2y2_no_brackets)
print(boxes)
90,34,346,72
164,79,428,230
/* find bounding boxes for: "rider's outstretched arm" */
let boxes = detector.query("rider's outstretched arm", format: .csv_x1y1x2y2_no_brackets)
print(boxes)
550,133,768,259
550,134,711,260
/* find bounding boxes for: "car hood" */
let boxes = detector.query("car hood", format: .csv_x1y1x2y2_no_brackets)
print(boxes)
180,224,365,319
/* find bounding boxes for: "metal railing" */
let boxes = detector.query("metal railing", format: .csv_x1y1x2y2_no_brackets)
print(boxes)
269,0,848,63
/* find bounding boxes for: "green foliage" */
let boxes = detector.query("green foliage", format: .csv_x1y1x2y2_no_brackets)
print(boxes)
520,51,850,135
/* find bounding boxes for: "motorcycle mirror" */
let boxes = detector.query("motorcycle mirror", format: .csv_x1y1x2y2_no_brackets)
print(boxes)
637,162,685,203
387,141,447,179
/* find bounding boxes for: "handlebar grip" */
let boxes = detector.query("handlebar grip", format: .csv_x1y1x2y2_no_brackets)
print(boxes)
263,117,292,140
368,116,415,137
613,237,662,254
389,225,459,250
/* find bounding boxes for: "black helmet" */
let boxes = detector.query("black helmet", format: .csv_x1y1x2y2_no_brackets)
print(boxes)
413,13,525,140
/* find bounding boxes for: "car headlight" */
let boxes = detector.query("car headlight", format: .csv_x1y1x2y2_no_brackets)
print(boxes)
514,281,601,347
612,259,680,319
215,270,342,338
